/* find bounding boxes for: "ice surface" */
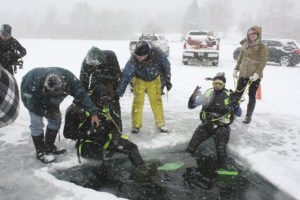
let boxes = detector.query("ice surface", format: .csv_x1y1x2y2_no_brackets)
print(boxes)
0,37,300,199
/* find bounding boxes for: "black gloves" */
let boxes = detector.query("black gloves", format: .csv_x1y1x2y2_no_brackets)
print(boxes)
188,86,202,109
229,102,239,112
166,81,172,91
161,81,172,95
191,86,201,100
229,90,240,112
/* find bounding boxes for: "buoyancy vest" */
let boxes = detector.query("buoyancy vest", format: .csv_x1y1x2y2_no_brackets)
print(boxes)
200,88,233,125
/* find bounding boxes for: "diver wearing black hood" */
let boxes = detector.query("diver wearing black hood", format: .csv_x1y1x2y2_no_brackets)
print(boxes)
63,84,145,167
186,73,241,171
80,46,122,131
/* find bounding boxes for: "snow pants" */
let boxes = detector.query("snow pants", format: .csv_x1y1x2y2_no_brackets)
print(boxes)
235,77,261,117
186,123,231,168
132,76,165,128
77,137,145,167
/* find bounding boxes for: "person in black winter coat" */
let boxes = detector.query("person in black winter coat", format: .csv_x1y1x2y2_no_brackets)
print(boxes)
186,73,241,171
80,46,122,131
63,84,145,167
0,24,26,75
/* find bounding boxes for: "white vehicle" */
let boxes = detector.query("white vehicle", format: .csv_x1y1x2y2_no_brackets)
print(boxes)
182,30,220,66
129,33,170,57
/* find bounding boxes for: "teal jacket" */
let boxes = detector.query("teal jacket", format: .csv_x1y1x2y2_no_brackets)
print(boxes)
21,67,96,116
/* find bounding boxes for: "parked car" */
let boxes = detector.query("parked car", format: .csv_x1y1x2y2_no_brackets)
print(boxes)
182,30,220,66
129,33,170,57
233,39,300,67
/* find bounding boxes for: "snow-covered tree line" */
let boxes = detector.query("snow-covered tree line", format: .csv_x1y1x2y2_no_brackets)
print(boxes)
182,0,300,39
0,0,299,40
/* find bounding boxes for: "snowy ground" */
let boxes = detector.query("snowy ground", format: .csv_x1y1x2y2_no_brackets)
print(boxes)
0,36,300,200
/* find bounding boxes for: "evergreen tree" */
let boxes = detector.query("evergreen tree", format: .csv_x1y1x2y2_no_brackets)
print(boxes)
182,0,201,34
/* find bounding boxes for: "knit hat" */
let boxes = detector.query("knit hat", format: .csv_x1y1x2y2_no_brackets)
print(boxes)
213,72,226,84
134,41,150,56
0,24,12,37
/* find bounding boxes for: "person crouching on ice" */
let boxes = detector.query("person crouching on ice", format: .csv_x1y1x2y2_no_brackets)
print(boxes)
63,84,146,168
186,73,241,173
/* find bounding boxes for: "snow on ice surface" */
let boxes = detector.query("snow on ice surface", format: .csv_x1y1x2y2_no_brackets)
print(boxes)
0,37,300,199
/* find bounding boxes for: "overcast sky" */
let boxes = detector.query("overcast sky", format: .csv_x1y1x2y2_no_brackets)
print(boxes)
0,0,269,15
1,0,300,39
1,0,300,20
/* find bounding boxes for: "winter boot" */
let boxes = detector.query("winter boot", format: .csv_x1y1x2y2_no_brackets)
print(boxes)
242,116,252,124
243,100,255,124
45,128,66,154
158,126,168,133
32,135,55,163
131,127,140,134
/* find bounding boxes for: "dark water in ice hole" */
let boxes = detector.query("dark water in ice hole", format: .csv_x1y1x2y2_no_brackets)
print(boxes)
52,140,295,200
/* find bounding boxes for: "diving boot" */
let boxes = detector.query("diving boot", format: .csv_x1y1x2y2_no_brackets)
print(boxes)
133,162,158,181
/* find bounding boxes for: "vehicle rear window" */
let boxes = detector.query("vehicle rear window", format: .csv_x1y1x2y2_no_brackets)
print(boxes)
269,41,283,47
189,32,207,36
292,41,300,49
139,35,158,41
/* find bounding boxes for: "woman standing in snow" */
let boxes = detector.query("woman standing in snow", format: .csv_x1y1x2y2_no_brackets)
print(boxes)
233,26,268,124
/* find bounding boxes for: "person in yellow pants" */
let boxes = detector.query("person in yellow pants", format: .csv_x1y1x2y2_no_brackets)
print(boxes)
117,41,172,134
132,76,165,129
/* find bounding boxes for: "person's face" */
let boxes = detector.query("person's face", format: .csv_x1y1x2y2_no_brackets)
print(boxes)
95,96,111,108
212,80,225,91
0,35,11,41
134,54,149,62
247,30,258,42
